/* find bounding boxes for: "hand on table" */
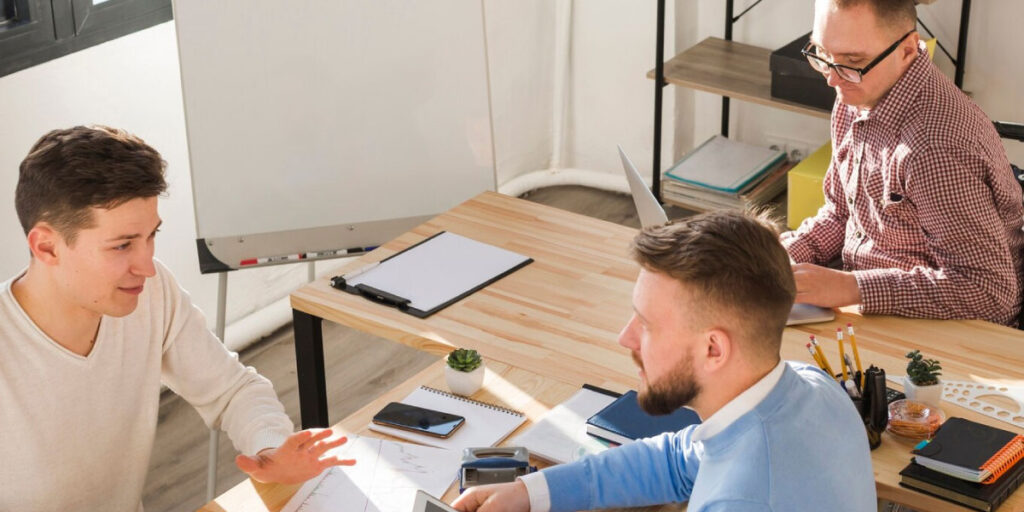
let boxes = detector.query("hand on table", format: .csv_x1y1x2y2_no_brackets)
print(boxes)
235,428,355,484
792,263,861,308
452,481,531,512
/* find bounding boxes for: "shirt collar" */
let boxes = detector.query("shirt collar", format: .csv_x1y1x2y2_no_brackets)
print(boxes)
847,40,930,128
692,360,786,441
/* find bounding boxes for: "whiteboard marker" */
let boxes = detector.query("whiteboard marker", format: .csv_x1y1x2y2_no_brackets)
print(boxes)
239,253,305,266
306,246,379,259
305,249,346,259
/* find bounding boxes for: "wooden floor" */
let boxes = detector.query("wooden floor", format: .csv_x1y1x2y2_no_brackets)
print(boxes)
144,186,687,511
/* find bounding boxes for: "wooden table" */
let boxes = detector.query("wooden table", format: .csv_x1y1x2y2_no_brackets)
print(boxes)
290,191,641,428
207,191,1024,511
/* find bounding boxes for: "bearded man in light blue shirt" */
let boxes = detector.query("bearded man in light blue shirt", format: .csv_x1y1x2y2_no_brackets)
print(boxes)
453,210,876,512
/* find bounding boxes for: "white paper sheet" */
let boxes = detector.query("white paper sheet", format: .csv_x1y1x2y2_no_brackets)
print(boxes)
281,436,461,512
511,386,618,464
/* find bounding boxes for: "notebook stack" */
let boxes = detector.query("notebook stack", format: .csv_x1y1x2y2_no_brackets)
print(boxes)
899,417,1024,511
661,135,789,212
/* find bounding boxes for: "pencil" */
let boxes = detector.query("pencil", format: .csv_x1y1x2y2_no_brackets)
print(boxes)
806,342,825,370
847,323,863,374
810,335,836,379
836,328,848,382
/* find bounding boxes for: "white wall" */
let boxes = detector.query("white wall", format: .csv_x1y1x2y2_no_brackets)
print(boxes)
486,0,556,184
565,0,692,182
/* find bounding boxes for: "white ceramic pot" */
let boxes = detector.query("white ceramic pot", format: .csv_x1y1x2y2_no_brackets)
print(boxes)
903,376,943,407
445,364,485,396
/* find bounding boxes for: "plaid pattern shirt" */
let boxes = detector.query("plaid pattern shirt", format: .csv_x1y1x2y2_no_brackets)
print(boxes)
782,43,1024,326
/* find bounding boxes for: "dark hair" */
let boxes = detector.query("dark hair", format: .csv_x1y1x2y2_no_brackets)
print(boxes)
631,209,796,357
829,0,917,33
15,125,167,244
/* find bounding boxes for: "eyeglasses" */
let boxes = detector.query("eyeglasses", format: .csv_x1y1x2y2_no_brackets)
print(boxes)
801,30,915,83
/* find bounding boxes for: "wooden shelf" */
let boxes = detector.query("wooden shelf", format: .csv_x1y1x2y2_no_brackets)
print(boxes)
649,37,831,120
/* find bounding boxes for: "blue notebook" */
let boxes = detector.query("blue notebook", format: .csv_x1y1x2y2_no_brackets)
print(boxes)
585,390,701,444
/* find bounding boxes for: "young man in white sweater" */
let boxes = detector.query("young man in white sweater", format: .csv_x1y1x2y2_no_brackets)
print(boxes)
0,126,354,511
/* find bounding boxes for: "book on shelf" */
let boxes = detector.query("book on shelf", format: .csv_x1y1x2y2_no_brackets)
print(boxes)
664,134,787,194
661,160,793,212
900,458,1024,512
585,390,701,445
912,417,1024,483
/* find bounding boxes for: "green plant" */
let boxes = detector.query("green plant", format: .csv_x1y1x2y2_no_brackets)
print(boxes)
905,350,942,386
447,348,482,373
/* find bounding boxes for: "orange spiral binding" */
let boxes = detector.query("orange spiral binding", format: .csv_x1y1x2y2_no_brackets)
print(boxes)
981,435,1024,484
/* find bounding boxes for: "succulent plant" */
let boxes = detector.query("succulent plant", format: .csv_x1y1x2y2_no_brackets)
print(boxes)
905,350,942,386
447,348,482,373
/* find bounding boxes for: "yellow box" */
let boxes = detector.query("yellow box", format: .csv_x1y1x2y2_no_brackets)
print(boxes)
787,141,832,230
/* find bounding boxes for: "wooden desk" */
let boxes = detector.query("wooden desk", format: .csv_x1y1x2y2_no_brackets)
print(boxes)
290,191,641,428
272,191,1024,511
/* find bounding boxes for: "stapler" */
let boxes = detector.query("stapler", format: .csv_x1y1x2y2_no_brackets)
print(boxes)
459,447,536,492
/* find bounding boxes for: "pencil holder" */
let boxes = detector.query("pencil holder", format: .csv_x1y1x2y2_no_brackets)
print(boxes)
859,366,891,450
835,370,886,450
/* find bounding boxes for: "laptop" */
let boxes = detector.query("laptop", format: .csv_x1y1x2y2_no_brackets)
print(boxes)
412,490,458,512
617,145,835,326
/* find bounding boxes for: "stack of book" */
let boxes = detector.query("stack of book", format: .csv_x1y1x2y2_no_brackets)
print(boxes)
661,135,790,212
900,417,1024,511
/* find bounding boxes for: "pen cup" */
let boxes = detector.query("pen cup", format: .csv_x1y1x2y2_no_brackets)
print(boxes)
836,369,884,450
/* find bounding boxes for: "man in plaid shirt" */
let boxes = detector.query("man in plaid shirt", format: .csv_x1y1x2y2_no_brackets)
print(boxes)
782,0,1024,326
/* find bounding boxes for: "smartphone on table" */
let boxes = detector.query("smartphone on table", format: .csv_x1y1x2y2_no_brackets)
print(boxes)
372,402,466,438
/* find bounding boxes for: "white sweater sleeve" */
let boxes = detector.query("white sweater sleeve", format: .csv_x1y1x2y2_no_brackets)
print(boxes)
154,262,293,455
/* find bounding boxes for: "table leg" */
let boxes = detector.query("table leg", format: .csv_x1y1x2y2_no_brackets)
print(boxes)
292,309,329,428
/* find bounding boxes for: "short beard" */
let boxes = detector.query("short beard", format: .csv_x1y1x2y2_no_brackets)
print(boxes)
634,351,701,415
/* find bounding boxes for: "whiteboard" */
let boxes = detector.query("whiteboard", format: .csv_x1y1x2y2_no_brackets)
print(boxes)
172,0,496,272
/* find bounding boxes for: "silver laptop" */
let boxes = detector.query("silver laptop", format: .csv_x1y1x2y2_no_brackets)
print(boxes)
617,145,834,326
412,490,458,512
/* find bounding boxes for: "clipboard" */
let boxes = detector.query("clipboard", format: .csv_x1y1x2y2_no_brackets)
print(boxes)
329,231,533,318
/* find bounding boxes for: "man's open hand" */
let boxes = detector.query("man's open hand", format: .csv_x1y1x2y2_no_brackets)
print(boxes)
235,428,355,484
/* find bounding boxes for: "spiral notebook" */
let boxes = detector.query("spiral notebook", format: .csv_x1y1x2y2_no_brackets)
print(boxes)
912,417,1024,483
368,386,526,450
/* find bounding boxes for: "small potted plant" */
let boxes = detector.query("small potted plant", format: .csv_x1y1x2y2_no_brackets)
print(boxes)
904,349,943,406
445,348,485,396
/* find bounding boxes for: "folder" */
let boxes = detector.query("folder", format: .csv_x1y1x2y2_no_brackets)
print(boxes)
664,135,786,194
331,231,532,318
585,390,701,445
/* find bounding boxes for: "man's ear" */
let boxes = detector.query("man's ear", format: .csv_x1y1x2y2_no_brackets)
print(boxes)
26,223,61,265
899,32,920,63
702,328,733,373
